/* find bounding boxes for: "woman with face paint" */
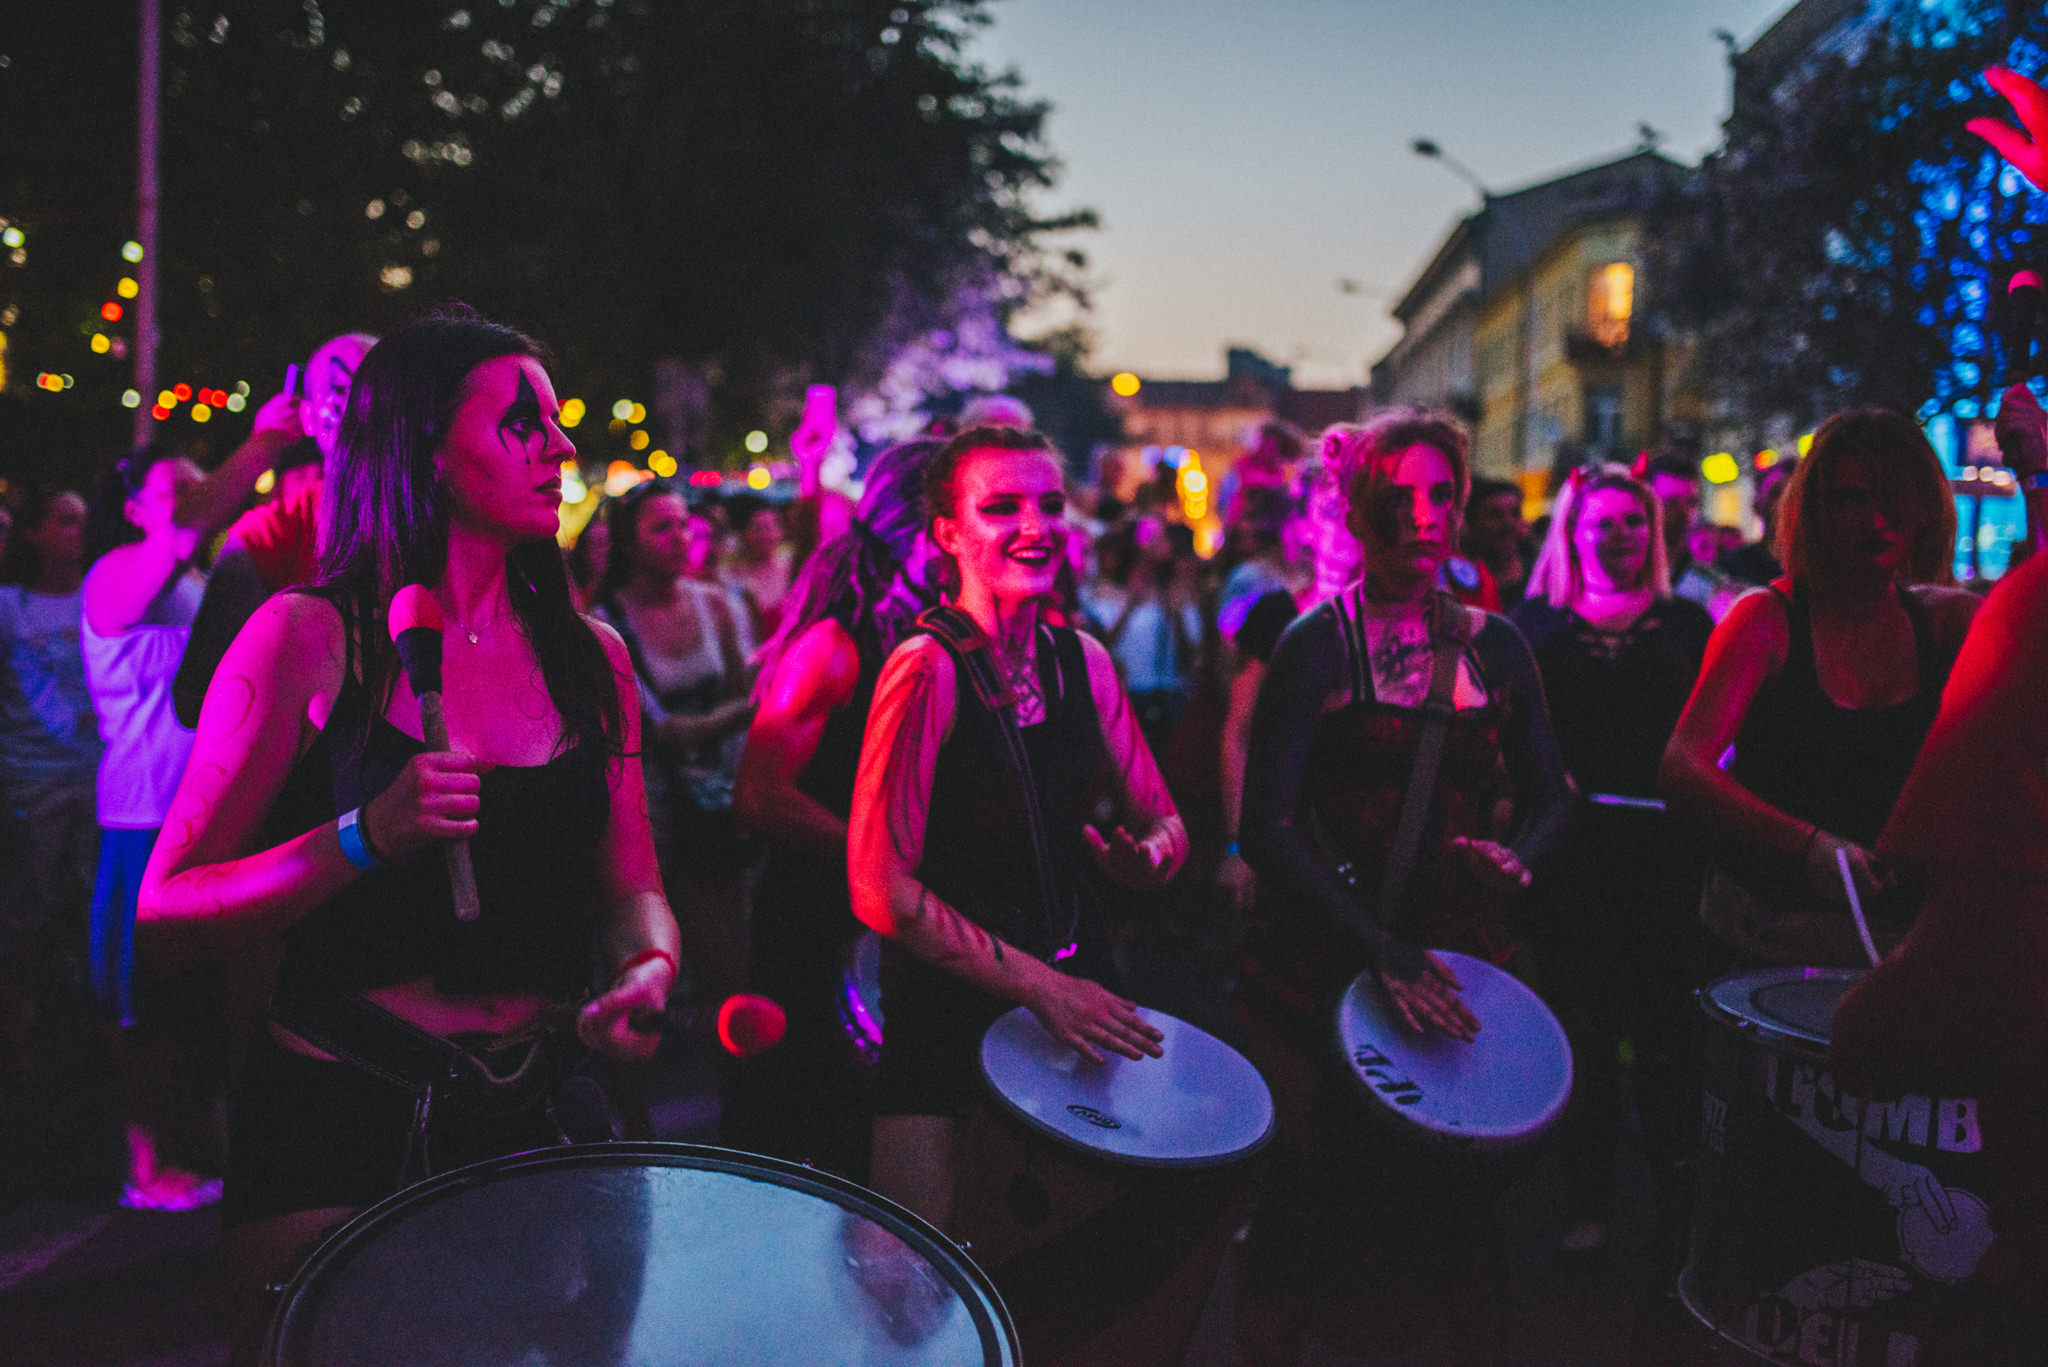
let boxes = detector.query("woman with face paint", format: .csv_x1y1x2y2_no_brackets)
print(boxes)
1511,464,1713,1261
847,425,1187,1232
724,436,944,1178
136,310,677,1364
1660,410,1977,970
1233,410,1571,1367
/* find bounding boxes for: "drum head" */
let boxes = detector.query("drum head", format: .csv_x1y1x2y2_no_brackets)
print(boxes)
1701,967,1862,1054
264,1143,1018,1367
979,1005,1274,1169
1333,952,1572,1150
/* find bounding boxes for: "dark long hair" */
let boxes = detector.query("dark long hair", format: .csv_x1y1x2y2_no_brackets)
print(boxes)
753,437,944,698
595,477,686,603
84,439,187,566
318,307,625,760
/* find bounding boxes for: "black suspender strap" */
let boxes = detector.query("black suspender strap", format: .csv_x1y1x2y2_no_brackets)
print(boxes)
916,605,1077,956
1359,589,1473,936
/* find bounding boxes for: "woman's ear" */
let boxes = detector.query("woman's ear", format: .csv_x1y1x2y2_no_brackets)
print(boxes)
930,514,960,560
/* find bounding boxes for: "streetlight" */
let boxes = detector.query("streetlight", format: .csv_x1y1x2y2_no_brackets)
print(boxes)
1412,136,1538,479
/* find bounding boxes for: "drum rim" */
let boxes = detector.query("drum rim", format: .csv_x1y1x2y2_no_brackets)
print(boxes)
978,1005,1276,1170
1697,966,1864,1055
260,1140,1021,1367
1332,951,1574,1147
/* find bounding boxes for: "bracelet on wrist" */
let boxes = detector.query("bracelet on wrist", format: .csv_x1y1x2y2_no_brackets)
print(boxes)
614,947,679,984
2023,470,2048,492
1221,840,1241,858
336,807,382,871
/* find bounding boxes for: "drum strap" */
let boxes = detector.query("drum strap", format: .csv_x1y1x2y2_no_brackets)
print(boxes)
1372,591,1471,937
916,604,1077,957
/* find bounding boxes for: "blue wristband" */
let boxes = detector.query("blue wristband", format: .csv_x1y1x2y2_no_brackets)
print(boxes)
2023,470,2048,492
336,807,381,871
1222,840,1241,858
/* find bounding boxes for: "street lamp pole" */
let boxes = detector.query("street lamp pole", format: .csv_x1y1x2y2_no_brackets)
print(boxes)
134,0,160,450
1413,138,1541,483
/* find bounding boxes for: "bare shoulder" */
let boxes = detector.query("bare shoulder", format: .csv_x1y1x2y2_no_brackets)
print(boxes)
786,617,861,684
584,614,634,673
1907,583,1982,645
1719,583,1793,639
1076,626,1127,708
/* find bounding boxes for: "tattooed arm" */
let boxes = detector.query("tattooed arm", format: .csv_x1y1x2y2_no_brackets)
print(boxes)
138,594,483,957
581,622,681,1062
1079,631,1187,888
849,636,1162,1063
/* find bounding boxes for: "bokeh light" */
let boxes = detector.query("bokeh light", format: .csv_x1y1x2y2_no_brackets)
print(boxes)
559,397,585,428
0,228,22,249
191,403,212,423
254,469,276,496
172,382,193,401
747,465,771,490
744,430,769,454
121,389,141,408
611,398,634,421
648,451,677,477
121,240,144,262
224,393,246,412
1701,452,1740,484
101,302,124,322
628,429,650,451
116,277,139,299
1110,372,1141,397
90,334,110,354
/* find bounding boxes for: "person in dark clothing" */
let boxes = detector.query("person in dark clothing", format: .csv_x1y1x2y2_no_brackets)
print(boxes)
847,425,1187,1233
1235,408,1571,1367
1718,457,1798,586
1465,476,1532,608
725,436,944,1178
1662,409,1977,970
136,312,677,1365
1512,463,1713,1259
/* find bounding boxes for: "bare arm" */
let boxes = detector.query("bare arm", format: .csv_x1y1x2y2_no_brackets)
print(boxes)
732,618,861,858
1079,631,1187,887
172,539,270,729
172,384,305,544
1660,588,1806,861
138,595,482,958
1215,657,1263,908
579,625,682,1061
849,637,1160,1063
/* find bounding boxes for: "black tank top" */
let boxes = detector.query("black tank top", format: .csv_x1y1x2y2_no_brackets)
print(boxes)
917,622,1107,961
264,589,611,1001
1730,581,1951,849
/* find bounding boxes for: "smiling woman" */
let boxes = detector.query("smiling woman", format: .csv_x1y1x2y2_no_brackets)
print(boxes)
847,424,1187,1233
133,309,678,1366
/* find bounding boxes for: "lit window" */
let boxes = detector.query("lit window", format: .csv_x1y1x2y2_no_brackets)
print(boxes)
1587,262,1634,349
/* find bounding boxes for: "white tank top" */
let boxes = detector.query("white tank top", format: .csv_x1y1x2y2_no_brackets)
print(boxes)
81,568,206,829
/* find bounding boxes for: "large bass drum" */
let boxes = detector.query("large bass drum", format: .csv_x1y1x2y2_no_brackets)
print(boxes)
263,1142,1018,1367
1683,968,1992,1367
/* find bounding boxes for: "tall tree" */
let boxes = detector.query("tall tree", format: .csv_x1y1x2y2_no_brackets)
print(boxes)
0,0,1089,483
1653,0,2048,439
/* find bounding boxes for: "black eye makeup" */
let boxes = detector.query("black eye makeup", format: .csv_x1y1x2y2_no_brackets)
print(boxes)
498,369,546,453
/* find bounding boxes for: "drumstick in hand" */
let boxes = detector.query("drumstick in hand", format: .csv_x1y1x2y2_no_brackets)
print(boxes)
389,586,481,922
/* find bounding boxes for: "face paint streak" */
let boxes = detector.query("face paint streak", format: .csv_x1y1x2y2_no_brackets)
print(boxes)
498,369,545,460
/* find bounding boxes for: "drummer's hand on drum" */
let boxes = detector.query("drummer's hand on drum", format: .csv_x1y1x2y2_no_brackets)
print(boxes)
1374,943,1480,1042
1448,837,1532,895
578,954,674,1062
1083,822,1172,890
1803,830,1895,906
1027,968,1164,1065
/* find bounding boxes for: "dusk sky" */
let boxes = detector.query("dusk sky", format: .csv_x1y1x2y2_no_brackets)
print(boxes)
974,0,1794,389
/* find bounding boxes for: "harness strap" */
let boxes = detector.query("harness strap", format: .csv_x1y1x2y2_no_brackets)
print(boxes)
916,605,1077,957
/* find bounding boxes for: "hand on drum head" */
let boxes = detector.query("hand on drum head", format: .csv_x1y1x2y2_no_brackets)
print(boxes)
1025,969,1164,1065
1375,947,1480,1042
1803,831,1895,908
1449,837,1531,895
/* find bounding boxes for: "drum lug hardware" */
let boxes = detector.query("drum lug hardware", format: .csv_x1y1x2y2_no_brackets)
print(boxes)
953,1237,973,1253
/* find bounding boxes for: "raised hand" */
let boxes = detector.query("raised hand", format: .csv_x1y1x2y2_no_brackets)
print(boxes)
578,953,673,1062
1084,822,1172,890
1449,835,1532,894
1996,381,2048,475
1968,65,2048,190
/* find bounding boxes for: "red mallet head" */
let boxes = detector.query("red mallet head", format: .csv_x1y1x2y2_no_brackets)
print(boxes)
717,993,787,1056
2014,270,2043,293
387,584,445,638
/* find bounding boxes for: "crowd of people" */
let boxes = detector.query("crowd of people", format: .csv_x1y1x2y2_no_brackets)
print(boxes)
7,69,2048,1367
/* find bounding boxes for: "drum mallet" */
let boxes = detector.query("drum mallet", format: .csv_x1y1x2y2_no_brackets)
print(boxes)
1834,847,1883,968
388,585,482,922
2008,269,2042,385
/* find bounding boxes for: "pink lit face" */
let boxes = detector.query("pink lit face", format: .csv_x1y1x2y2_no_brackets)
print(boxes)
633,492,692,580
1349,442,1456,588
1572,487,1651,592
683,512,718,576
436,355,576,544
304,333,374,463
743,507,784,557
934,446,1068,604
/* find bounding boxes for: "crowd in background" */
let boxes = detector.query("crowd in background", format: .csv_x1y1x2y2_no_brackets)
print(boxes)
0,369,1974,1270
